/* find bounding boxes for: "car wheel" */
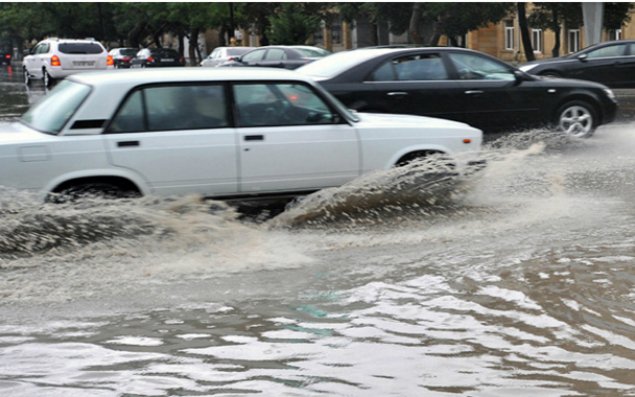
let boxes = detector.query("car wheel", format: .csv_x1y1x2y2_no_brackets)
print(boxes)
555,100,597,138
51,182,140,203
42,69,53,88
23,68,31,86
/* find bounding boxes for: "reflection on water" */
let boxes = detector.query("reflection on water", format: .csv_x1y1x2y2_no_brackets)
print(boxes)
1,69,635,395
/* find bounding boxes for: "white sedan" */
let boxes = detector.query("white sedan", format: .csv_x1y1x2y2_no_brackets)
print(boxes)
1,68,482,201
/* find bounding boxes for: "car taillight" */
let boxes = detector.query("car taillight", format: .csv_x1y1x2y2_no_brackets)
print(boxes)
5,54,11,60
51,55,61,67
147,56,154,63
122,56,130,62
106,55,114,66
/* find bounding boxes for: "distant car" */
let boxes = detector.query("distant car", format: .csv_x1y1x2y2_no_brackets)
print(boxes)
0,68,481,202
0,48,12,65
220,45,330,70
200,46,255,67
23,38,112,87
519,39,635,88
108,47,138,69
297,47,618,137
130,48,184,68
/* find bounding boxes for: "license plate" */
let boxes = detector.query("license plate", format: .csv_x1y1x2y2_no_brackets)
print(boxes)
72,61,95,67
162,58,174,62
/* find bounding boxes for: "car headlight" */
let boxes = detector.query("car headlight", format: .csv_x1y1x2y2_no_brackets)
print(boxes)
518,64,538,72
604,88,616,101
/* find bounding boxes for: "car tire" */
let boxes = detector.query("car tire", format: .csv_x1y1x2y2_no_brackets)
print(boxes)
23,68,31,86
51,182,140,203
555,100,597,138
42,69,53,88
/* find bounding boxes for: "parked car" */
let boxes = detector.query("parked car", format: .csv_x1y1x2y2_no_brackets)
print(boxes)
0,48,12,65
108,47,138,69
519,40,635,88
23,38,112,87
130,48,184,68
0,68,481,202
200,46,255,67
219,45,330,69
296,47,618,137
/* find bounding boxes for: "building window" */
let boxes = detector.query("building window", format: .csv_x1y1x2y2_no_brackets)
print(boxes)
568,29,580,53
504,20,515,50
609,29,622,41
531,28,543,53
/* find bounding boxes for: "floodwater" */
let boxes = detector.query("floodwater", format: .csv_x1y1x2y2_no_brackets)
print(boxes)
1,66,635,397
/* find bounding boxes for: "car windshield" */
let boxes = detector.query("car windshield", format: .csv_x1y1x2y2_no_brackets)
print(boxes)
297,49,387,79
58,42,103,54
21,80,91,135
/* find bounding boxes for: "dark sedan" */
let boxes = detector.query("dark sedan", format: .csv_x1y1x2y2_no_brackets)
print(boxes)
130,48,184,68
296,47,618,137
219,45,330,70
0,48,12,65
520,40,635,88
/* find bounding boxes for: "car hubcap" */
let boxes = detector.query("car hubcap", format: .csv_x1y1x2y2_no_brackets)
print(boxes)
23,70,28,84
559,106,592,137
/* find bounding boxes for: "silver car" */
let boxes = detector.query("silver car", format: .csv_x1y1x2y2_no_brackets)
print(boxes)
200,46,255,67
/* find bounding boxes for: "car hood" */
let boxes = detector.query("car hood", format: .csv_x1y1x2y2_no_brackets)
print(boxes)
0,122,53,144
355,112,480,133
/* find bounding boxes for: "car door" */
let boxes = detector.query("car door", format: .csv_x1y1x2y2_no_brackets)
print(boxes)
572,43,629,87
103,83,239,197
361,51,467,122
445,51,542,131
25,42,48,77
232,82,360,194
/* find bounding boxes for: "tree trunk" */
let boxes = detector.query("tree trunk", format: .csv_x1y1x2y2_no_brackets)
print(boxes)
409,3,423,45
517,2,535,62
552,9,560,57
189,28,199,66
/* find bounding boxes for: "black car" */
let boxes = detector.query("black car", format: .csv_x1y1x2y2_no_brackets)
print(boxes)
130,48,184,68
220,45,330,70
108,47,138,68
296,47,618,137
519,40,635,88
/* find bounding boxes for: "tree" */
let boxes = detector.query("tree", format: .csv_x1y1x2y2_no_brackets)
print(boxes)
517,2,535,61
266,3,322,45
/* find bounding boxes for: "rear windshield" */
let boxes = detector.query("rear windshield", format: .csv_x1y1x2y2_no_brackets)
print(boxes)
227,48,252,56
58,42,104,54
297,49,385,79
21,80,91,135
152,49,179,57
295,48,330,58
120,48,138,56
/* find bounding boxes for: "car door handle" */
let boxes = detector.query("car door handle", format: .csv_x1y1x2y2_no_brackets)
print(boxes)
387,92,408,96
117,140,139,147
464,90,484,95
244,135,264,141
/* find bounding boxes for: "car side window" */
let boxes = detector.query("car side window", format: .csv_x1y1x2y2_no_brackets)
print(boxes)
108,84,228,133
242,49,265,62
586,44,627,59
369,61,397,81
234,83,338,127
394,54,448,80
266,48,287,61
447,52,515,81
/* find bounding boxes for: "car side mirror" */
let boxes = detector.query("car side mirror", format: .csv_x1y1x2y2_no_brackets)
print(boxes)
513,70,528,84
577,53,588,62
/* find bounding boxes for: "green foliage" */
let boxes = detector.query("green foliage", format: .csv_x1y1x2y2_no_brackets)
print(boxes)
267,3,322,45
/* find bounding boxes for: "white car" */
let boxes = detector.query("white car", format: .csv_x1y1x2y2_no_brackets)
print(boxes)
23,38,112,87
1,68,482,201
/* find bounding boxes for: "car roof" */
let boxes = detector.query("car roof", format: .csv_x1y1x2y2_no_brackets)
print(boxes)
68,67,312,86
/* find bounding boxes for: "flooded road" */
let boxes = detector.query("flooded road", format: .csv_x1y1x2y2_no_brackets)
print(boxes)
1,66,635,396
